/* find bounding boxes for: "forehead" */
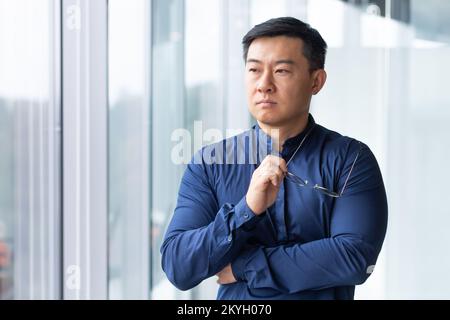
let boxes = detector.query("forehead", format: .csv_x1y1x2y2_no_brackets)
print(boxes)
247,36,306,64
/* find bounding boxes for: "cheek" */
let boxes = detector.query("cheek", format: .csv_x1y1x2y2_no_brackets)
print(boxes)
245,80,257,100
245,76,256,90
281,79,310,98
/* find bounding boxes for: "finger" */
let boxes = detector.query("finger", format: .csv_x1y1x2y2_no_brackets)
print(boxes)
267,155,288,174
278,158,288,174
261,155,281,168
269,174,279,187
272,155,283,167
217,276,228,285
259,155,273,168
274,166,285,178
261,166,283,186
270,166,285,184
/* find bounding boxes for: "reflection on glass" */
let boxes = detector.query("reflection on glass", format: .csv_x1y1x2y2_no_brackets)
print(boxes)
0,0,60,299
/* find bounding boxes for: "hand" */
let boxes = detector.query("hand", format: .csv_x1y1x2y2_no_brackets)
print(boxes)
246,155,287,215
216,264,237,285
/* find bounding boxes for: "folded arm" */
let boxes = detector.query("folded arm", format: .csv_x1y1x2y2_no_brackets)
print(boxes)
160,151,261,291
231,143,388,293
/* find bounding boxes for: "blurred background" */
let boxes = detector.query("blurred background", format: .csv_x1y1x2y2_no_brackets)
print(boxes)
1,0,450,299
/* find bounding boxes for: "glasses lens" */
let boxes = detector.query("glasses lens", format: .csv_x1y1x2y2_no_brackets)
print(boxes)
286,172,307,186
313,184,340,197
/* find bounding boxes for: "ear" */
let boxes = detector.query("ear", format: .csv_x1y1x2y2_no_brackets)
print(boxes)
311,69,327,95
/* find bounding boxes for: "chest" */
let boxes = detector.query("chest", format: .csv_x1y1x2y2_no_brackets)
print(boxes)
213,161,335,244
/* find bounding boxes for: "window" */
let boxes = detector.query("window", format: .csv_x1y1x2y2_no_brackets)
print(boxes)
108,0,151,299
0,0,61,299
3,0,448,301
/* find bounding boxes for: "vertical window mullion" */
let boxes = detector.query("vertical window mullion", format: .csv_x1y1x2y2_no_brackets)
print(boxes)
62,0,108,300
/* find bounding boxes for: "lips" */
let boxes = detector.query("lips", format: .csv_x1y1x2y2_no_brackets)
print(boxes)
256,99,276,105
256,99,277,108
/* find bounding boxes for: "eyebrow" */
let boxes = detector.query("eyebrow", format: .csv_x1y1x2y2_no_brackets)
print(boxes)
246,59,295,65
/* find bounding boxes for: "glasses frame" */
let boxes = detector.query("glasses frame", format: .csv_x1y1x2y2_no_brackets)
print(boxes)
285,142,363,198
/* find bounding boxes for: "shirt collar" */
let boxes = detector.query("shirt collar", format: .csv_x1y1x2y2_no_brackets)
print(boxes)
253,113,316,155
282,113,316,149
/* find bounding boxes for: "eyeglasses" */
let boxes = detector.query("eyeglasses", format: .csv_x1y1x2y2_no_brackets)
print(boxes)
285,142,363,198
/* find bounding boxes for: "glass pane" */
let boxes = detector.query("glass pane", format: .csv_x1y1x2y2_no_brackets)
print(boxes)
108,0,150,299
185,0,224,300
149,0,450,300
310,0,450,299
384,1,450,299
108,0,450,301
0,0,61,299
185,0,223,131
151,0,232,300
150,0,187,300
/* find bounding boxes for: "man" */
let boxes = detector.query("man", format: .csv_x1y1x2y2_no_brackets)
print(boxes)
161,17,387,300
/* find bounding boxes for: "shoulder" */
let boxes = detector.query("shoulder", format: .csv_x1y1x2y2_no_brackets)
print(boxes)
313,124,383,193
313,124,380,179
313,124,366,159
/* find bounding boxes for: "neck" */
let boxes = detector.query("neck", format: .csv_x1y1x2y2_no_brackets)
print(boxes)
258,113,309,152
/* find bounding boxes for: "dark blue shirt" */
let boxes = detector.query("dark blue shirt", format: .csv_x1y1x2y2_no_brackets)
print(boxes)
161,114,388,300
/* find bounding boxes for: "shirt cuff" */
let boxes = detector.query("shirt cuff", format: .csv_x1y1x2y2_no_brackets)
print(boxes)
231,247,259,282
232,196,262,231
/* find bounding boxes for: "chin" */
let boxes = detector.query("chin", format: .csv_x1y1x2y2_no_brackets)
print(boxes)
256,116,284,127
252,110,279,124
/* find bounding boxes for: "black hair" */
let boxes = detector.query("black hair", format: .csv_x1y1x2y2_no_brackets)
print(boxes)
242,17,327,71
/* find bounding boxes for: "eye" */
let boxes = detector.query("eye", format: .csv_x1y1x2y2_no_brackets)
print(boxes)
275,69,290,74
248,68,258,73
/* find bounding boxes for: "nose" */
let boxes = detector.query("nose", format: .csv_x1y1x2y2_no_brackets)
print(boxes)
256,71,275,94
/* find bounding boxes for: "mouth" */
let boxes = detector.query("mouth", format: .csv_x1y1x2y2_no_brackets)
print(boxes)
256,100,277,108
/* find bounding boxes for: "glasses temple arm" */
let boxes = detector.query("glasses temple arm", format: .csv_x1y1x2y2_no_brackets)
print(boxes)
339,144,363,196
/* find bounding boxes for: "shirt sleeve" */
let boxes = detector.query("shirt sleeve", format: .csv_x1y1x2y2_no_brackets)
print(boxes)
160,150,262,291
231,141,388,294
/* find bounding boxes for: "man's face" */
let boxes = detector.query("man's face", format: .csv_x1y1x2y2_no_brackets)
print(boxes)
245,36,322,127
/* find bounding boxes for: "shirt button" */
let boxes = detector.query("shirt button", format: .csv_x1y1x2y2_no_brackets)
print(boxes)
243,213,249,219
227,234,232,242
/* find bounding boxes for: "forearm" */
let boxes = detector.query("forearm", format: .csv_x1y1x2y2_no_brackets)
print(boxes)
232,184,388,294
161,197,261,290
232,235,379,294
